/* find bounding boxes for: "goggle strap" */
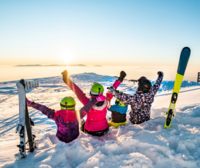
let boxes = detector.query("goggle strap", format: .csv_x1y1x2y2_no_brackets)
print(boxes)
60,103,75,108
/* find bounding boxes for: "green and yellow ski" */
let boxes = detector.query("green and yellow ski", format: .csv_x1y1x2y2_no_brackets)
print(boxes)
164,47,191,128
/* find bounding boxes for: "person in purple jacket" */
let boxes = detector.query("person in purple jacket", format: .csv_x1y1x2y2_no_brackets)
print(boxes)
26,95,103,143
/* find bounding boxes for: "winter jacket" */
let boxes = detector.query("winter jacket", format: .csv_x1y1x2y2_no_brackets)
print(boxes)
108,120,126,128
66,79,121,132
28,102,79,143
108,101,128,123
116,76,163,124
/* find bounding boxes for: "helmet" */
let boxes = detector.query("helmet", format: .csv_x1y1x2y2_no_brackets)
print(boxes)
116,98,126,107
60,96,76,110
116,91,125,107
138,77,152,93
90,83,104,96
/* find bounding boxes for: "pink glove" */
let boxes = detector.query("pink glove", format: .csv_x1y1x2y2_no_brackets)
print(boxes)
26,98,32,107
96,93,106,102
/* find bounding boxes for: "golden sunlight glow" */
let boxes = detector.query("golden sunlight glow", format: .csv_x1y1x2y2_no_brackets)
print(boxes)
61,51,73,65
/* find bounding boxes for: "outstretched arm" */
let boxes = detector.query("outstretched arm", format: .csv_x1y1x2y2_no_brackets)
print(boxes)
80,98,97,118
79,93,106,118
106,80,121,100
116,92,136,105
26,98,55,120
150,71,163,96
107,86,137,105
62,70,89,105
106,71,126,100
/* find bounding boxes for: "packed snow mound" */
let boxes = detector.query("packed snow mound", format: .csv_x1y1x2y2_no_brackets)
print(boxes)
1,73,200,168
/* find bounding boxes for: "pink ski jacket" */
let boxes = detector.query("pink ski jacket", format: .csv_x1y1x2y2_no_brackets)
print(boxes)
67,79,121,132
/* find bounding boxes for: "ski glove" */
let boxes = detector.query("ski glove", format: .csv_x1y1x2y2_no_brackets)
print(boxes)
107,86,119,97
61,70,69,84
96,93,106,102
157,71,164,77
26,98,32,107
118,71,126,82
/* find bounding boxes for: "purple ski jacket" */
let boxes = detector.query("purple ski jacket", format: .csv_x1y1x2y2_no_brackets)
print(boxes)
115,76,163,124
28,101,79,143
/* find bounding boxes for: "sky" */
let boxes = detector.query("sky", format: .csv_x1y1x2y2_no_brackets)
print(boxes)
0,0,200,67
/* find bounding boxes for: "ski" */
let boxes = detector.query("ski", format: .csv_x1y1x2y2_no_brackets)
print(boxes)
15,79,39,160
164,47,191,128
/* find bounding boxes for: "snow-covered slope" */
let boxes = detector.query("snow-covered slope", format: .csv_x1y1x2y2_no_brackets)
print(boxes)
0,73,200,168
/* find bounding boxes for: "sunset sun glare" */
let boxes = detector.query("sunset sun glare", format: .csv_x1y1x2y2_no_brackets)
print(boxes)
61,52,73,65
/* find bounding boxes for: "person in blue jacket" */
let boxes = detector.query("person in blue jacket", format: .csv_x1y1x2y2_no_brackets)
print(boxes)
107,92,128,127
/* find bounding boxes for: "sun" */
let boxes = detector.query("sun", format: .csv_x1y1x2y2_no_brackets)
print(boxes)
61,51,73,65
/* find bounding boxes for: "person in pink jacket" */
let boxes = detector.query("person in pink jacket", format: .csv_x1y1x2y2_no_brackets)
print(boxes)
62,70,126,136
26,95,104,143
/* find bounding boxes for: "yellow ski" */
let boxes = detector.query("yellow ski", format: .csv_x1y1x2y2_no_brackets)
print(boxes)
164,47,191,128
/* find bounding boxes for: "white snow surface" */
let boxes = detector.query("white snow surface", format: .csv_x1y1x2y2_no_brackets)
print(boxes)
0,73,200,168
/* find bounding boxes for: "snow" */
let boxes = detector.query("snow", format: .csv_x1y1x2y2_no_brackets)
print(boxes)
1,73,200,168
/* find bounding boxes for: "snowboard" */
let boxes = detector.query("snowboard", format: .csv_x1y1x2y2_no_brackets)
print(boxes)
164,47,191,128
15,79,39,160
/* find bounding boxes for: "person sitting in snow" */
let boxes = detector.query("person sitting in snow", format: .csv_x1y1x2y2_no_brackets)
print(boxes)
107,71,163,124
26,95,104,143
107,92,128,128
62,70,126,136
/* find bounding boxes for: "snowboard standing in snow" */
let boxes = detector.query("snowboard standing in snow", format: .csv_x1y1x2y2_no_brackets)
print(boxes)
15,79,39,160
164,47,191,128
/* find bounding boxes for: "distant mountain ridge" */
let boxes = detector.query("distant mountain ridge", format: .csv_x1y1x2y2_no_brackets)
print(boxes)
15,64,87,67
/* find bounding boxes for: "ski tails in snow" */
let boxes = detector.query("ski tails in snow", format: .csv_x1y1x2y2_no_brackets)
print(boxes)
15,79,39,160
15,81,27,159
164,47,191,128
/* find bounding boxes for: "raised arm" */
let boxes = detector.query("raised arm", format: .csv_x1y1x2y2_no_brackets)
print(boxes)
106,71,126,100
150,71,163,96
62,70,89,105
106,80,121,100
26,98,55,120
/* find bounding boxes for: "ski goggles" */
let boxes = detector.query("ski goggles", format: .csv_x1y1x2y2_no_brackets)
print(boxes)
116,99,126,107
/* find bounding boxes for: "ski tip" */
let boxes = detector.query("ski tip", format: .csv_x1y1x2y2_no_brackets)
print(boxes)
19,79,26,88
182,47,191,52
19,79,25,84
